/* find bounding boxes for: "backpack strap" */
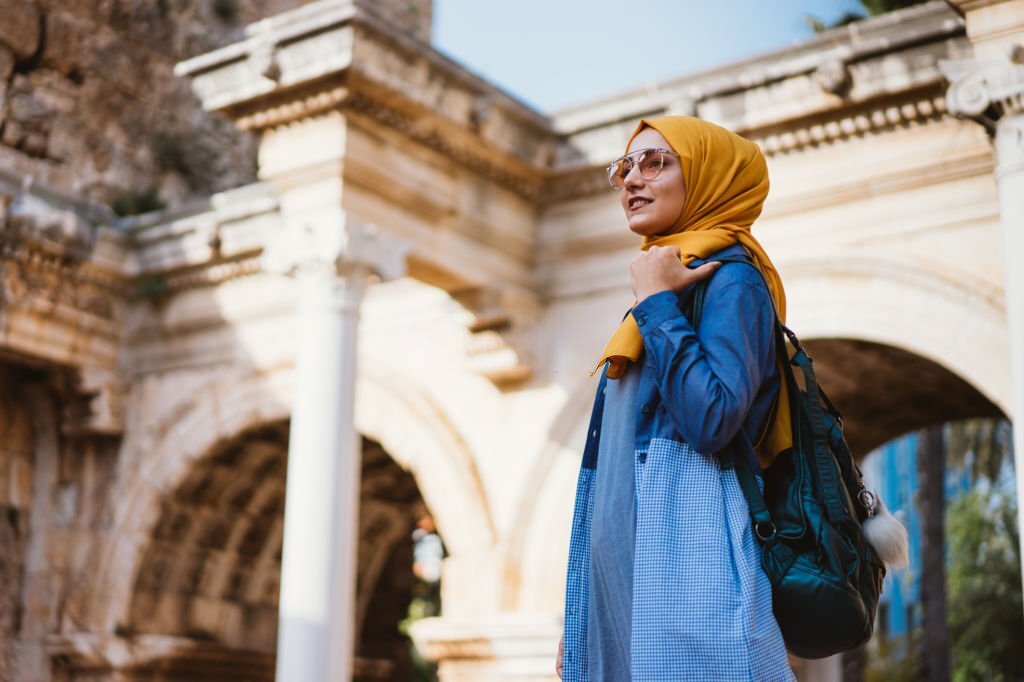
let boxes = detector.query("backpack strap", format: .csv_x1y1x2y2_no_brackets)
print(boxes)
790,349,849,524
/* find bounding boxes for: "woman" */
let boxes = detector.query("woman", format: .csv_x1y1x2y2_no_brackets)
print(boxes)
557,116,796,681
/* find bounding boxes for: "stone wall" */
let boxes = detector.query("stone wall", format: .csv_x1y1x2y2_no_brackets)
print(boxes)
0,0,318,214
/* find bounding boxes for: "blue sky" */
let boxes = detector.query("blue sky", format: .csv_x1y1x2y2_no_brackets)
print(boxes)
433,0,867,112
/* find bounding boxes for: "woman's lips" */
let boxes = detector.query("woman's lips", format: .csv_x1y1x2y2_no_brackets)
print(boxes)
628,196,652,211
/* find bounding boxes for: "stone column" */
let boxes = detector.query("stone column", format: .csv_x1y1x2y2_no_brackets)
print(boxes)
263,216,407,681
941,1,1024,615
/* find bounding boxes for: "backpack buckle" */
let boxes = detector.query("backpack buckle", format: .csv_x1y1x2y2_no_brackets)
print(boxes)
755,520,777,541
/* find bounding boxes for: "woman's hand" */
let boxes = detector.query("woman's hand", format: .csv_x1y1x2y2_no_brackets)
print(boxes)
630,245,722,303
556,633,564,679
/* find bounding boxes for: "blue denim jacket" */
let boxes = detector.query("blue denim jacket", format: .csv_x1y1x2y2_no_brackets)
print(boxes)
581,244,779,471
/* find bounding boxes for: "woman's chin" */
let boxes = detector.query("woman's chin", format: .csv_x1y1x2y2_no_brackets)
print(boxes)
628,218,671,238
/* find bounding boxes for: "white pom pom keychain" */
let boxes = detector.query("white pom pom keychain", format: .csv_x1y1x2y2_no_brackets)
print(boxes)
860,490,910,569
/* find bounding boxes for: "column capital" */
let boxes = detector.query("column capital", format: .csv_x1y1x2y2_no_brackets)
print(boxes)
940,48,1024,126
262,213,408,282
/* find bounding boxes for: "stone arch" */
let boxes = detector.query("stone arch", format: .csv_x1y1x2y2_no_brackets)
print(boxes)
502,255,1010,612
88,361,493,641
781,253,1010,414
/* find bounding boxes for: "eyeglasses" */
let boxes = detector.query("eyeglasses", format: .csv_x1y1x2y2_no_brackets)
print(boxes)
606,148,679,189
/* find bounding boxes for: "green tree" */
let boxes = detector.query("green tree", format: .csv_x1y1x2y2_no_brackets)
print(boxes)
946,487,1023,681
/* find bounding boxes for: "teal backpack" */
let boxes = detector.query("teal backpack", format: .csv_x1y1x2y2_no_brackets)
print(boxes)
690,256,886,659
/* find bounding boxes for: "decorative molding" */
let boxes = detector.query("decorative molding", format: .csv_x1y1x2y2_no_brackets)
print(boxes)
0,236,122,321
234,84,351,131
175,0,553,200
345,90,544,200
159,255,265,294
748,92,949,156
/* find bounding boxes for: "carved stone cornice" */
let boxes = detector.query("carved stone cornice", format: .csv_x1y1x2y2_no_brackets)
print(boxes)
345,88,543,200
175,0,554,201
124,182,281,292
0,193,126,336
157,255,265,294
748,91,950,156
0,183,130,434
941,49,1024,127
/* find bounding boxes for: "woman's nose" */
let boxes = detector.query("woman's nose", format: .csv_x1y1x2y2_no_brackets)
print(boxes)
623,163,645,188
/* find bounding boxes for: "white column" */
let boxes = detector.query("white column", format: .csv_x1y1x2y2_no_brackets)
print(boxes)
995,111,1024,617
264,217,407,681
943,51,1024,616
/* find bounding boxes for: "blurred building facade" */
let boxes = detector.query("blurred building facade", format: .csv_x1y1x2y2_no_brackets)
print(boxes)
0,0,1022,680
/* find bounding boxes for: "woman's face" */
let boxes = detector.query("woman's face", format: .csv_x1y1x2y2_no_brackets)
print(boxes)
618,128,686,238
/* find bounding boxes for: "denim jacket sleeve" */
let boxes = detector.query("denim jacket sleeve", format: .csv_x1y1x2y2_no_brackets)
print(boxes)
629,269,776,454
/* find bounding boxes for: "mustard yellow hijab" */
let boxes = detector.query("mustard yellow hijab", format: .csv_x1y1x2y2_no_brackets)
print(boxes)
595,116,791,466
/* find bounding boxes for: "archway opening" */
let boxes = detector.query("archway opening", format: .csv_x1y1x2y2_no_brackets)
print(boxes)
101,426,441,681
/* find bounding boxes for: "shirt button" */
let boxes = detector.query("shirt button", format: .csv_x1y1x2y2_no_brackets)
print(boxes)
635,312,647,325
591,429,598,438
641,403,651,415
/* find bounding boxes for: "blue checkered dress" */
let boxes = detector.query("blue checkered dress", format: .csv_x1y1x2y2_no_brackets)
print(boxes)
563,434,795,681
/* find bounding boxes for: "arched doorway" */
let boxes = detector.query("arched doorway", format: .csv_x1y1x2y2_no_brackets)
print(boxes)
90,425,440,681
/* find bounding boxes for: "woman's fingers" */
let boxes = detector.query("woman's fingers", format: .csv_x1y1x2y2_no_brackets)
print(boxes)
630,250,721,302
689,260,722,282
556,633,564,679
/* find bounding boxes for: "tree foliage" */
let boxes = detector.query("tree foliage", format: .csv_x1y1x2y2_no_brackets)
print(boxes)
946,419,1013,485
946,487,1023,681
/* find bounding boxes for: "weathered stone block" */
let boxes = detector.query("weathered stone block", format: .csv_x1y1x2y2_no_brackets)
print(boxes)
40,10,89,78
0,1,41,60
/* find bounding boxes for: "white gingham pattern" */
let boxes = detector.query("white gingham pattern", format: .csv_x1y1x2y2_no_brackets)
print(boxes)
564,437,795,681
